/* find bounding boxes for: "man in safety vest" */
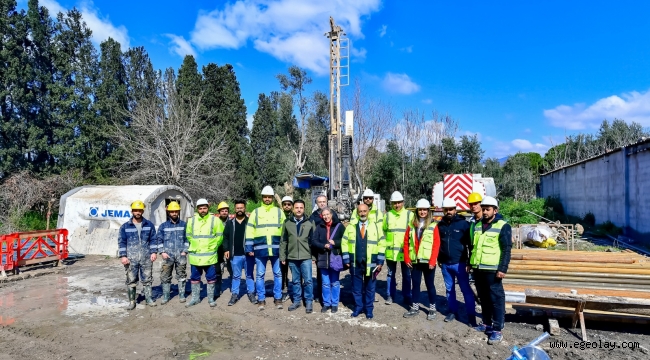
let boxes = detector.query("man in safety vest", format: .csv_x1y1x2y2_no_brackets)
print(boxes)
468,196,512,345
467,192,483,239
156,201,189,305
216,201,231,296
118,200,158,310
342,203,386,319
350,188,384,226
185,198,224,308
382,191,413,306
245,186,286,310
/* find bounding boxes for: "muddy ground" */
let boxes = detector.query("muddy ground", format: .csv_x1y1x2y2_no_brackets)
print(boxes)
1,256,648,360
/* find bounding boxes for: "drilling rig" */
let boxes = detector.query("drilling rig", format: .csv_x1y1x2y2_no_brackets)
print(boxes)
324,17,361,220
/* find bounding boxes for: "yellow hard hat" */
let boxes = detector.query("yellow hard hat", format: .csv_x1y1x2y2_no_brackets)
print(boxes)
131,200,145,210
217,201,229,211
467,192,483,204
166,201,181,211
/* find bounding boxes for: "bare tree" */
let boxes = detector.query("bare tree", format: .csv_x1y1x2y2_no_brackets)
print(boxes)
112,77,233,202
344,80,396,188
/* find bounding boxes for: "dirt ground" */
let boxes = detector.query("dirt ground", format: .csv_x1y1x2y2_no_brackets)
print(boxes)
1,256,648,360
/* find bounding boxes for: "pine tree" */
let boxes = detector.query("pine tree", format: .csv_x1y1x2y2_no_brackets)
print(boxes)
176,55,201,102
123,46,157,110
91,37,128,175
201,63,253,197
251,93,284,188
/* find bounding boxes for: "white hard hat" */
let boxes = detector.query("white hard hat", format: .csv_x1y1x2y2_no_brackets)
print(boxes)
389,191,404,202
442,197,457,209
481,196,499,208
281,196,293,203
261,186,274,196
415,199,431,209
362,189,374,197
196,198,209,207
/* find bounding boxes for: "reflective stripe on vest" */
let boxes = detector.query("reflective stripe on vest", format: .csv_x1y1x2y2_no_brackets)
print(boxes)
188,215,220,265
470,220,506,270
344,222,383,276
385,210,411,261
416,224,437,263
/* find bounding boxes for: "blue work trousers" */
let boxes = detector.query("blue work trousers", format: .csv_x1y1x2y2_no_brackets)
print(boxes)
190,264,218,284
386,260,412,304
321,267,341,307
351,266,376,316
230,255,255,295
440,263,476,316
288,259,313,303
255,256,282,301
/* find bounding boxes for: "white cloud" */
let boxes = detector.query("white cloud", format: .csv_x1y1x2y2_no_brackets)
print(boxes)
381,72,420,95
400,46,413,53
183,0,381,74
40,0,130,50
544,89,650,130
378,24,387,37
512,139,548,152
165,34,196,58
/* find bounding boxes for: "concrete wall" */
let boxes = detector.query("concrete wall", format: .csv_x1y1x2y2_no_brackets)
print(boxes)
540,140,650,243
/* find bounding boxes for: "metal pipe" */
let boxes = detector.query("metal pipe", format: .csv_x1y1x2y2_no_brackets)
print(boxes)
506,274,650,285
509,267,650,277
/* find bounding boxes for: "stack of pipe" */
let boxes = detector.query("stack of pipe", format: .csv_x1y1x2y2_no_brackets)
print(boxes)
504,250,650,292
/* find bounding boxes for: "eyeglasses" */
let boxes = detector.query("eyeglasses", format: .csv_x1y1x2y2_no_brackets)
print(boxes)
363,197,373,200
282,202,292,206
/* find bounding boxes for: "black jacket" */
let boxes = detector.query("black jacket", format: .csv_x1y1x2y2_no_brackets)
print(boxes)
468,213,512,273
312,220,345,269
437,214,471,265
222,216,249,257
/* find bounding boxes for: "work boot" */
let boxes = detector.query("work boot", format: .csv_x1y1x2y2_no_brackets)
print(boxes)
403,307,419,318
161,283,171,305
288,301,301,311
274,299,283,309
144,285,157,307
305,301,313,314
126,287,137,310
331,306,338,314
385,296,393,305
427,311,437,321
248,293,258,304
258,300,266,311
178,281,187,303
321,306,331,313
207,283,217,307
215,279,222,298
185,283,201,307
468,315,478,328
228,294,238,306
444,313,456,322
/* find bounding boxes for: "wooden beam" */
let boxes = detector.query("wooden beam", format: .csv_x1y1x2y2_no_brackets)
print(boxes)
503,284,650,300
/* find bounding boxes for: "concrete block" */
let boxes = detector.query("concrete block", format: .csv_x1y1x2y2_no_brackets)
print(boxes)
548,318,561,336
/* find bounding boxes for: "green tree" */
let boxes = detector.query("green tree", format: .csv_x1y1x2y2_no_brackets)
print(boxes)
176,55,202,102
123,46,157,109
250,93,283,188
502,153,537,201
368,140,402,201
201,63,254,197
91,37,128,175
482,157,504,195
459,134,484,173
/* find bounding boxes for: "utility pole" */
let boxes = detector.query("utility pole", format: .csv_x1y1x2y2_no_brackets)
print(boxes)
325,17,352,217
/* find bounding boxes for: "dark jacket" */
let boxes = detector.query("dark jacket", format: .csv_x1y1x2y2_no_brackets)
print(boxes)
310,208,340,227
312,220,345,269
222,216,249,257
468,213,512,273
280,217,316,261
437,214,471,265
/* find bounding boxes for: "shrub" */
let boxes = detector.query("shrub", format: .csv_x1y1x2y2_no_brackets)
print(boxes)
583,212,596,227
498,198,545,226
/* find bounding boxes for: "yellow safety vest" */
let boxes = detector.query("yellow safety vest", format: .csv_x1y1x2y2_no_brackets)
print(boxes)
349,207,384,226
186,213,223,266
470,219,506,270
341,221,386,276
245,204,285,257
383,208,412,262
407,222,438,263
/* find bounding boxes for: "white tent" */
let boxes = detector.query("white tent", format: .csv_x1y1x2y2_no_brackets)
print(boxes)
57,185,193,256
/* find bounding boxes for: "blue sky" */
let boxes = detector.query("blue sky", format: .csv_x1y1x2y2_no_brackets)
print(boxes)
29,0,650,158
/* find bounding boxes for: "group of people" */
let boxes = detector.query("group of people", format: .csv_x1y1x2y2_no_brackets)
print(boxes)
117,186,512,344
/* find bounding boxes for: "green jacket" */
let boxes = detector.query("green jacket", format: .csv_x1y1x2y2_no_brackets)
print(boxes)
280,217,316,261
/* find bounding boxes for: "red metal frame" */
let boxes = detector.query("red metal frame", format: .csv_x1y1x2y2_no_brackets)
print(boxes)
1,229,68,275
0,234,14,274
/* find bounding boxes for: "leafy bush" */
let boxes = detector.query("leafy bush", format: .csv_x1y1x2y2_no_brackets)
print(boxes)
593,221,622,236
498,198,545,226
583,212,596,227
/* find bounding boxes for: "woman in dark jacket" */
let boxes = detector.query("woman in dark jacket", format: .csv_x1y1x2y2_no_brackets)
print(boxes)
312,208,345,313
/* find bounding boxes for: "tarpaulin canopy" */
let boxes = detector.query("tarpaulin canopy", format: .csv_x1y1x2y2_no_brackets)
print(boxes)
292,173,329,189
